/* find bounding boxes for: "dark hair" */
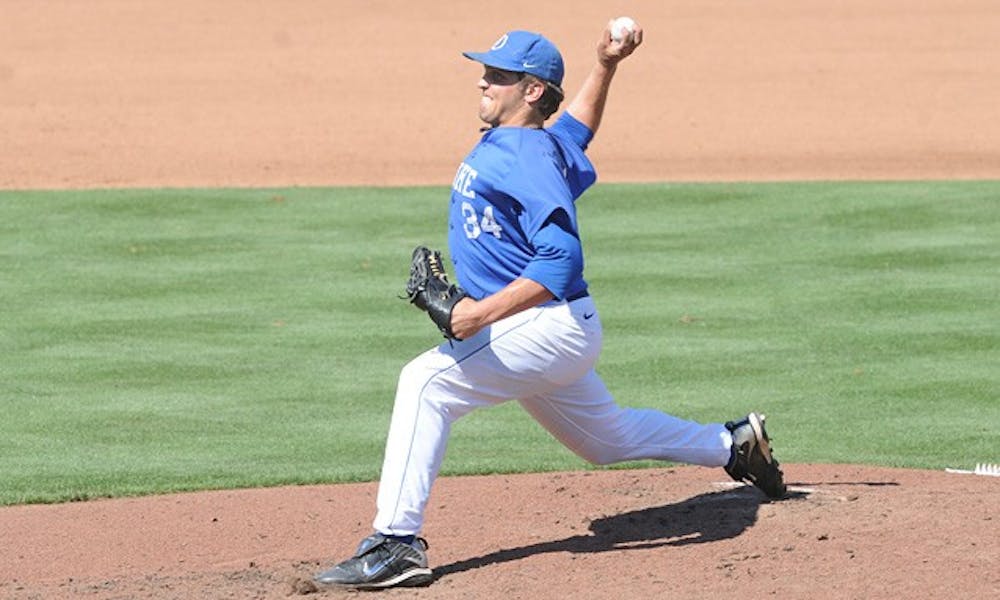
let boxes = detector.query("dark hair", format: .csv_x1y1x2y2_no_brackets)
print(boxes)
537,82,565,120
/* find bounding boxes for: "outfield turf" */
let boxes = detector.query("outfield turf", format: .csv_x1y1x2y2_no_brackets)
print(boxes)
1,181,997,505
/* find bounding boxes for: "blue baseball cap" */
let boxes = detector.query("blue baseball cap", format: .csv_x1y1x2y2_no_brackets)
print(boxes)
463,30,565,88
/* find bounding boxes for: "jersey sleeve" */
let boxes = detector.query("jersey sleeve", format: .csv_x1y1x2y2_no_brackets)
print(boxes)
520,211,584,300
548,112,595,151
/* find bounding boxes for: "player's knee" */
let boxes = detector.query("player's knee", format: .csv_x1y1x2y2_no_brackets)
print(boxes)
397,353,442,392
397,357,424,386
572,444,617,466
396,355,462,412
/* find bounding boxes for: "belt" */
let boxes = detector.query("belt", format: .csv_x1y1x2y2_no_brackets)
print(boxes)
566,289,590,302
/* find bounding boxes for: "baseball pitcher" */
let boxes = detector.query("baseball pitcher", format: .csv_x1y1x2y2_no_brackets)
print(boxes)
315,19,786,589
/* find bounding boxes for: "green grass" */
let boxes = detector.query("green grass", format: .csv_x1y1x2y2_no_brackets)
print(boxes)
1,181,998,505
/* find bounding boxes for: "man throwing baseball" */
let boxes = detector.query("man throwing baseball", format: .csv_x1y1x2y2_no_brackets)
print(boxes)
315,19,786,589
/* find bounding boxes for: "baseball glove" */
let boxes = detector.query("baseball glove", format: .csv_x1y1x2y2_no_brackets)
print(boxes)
404,246,469,340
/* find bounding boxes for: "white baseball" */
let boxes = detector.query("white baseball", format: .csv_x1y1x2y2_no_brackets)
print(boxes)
610,16,636,42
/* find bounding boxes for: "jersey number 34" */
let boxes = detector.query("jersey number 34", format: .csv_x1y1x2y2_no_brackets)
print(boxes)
461,202,503,240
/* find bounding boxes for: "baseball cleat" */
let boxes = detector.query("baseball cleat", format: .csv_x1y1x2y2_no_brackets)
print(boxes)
724,412,787,499
314,533,433,589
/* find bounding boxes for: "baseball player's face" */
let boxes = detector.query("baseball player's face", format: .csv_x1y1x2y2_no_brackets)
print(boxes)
477,67,531,127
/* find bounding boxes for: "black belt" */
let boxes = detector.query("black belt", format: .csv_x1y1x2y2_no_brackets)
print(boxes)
566,289,590,302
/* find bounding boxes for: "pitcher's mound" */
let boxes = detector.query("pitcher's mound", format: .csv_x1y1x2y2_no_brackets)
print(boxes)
2,465,997,599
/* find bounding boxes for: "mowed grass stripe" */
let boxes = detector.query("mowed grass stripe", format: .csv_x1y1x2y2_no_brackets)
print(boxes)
1,181,997,504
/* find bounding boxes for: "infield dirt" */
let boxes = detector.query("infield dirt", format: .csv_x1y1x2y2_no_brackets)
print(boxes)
2,2,998,599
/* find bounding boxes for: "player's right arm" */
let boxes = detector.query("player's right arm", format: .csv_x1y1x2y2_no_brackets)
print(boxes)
565,20,643,135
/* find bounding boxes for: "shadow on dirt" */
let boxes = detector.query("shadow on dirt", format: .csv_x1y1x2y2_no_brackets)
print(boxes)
434,486,807,579
790,480,899,487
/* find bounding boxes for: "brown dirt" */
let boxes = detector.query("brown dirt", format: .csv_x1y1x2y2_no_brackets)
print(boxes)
2,2,999,599
3,0,1000,189
2,467,998,599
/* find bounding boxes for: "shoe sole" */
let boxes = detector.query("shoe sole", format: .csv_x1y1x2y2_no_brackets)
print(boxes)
318,567,433,589
747,413,774,465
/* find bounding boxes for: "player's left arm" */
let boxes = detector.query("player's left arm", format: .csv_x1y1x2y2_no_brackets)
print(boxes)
449,211,580,339
449,277,553,340
565,19,643,135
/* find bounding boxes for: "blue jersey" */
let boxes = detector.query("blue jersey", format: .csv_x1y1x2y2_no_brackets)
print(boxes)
448,112,597,300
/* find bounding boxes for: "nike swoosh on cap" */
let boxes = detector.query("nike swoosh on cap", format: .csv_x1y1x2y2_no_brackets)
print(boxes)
522,62,539,68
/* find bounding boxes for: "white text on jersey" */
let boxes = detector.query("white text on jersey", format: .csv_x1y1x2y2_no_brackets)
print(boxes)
461,202,503,240
452,162,478,199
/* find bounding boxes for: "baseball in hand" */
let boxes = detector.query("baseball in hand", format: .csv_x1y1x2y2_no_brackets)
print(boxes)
610,16,636,42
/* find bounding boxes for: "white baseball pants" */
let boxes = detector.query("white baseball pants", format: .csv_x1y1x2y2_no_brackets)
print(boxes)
373,296,733,536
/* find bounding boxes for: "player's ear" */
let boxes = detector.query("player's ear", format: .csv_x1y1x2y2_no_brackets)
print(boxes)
521,77,546,102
